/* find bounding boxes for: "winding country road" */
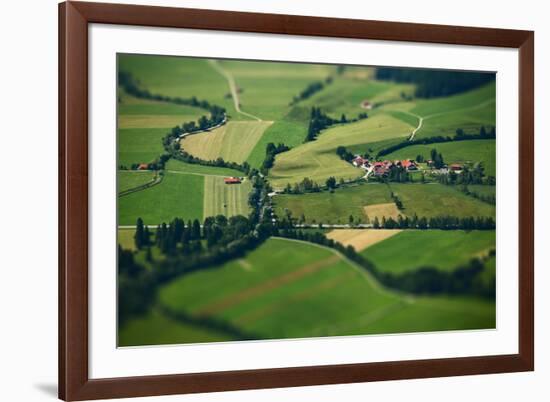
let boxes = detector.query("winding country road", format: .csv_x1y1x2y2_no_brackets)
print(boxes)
208,60,263,122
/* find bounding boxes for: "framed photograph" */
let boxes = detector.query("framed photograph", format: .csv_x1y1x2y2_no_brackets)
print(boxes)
59,1,534,400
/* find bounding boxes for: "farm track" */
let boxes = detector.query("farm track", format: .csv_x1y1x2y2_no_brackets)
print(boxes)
208,60,263,121
405,98,496,141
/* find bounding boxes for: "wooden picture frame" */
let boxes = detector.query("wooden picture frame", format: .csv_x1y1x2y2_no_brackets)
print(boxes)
59,1,534,400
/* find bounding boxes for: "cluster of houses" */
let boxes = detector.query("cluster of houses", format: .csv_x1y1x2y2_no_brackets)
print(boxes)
351,155,463,176
352,156,419,177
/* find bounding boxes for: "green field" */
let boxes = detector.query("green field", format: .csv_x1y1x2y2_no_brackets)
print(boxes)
274,182,495,224
362,230,495,273
118,128,168,167
274,183,393,224
165,159,243,177
119,238,495,346
384,139,496,177
118,172,204,225
117,56,498,347
221,60,333,121
119,55,239,117
203,176,252,218
269,114,414,189
118,171,156,193
389,183,495,218
381,82,496,140
303,76,412,118
181,121,273,163
245,115,309,168
118,92,205,129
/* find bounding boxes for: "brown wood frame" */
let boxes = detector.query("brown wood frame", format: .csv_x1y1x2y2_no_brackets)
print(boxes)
59,1,534,400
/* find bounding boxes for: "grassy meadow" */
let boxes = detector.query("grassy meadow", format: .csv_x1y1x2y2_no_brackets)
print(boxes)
119,238,495,346
274,182,495,224
361,230,496,273
384,139,496,177
117,54,498,347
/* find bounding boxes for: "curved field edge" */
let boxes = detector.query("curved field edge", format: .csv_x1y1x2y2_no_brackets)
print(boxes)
119,238,495,346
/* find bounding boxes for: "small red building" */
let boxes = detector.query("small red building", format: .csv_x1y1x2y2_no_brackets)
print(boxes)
137,163,149,170
224,177,242,184
449,163,463,171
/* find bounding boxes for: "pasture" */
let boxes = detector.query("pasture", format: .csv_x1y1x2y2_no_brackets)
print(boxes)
245,118,309,168
384,139,496,177
118,172,204,225
381,82,496,140
119,237,494,345
118,92,205,129
361,230,496,273
326,229,402,252
118,54,238,117
118,171,156,193
303,76,413,118
165,159,243,177
203,176,252,218
269,114,413,189
274,183,393,224
389,183,496,218
118,128,168,167
181,121,273,164
220,59,333,121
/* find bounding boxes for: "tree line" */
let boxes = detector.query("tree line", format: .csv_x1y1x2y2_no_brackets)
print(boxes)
375,67,495,98
260,142,290,175
370,214,495,230
305,107,368,142
119,71,226,120
289,76,333,106
376,126,496,158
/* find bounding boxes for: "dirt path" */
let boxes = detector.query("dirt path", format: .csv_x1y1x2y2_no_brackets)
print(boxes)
198,254,340,316
208,60,263,122
405,98,495,141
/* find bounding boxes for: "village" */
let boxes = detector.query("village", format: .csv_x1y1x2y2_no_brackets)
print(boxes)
351,155,464,178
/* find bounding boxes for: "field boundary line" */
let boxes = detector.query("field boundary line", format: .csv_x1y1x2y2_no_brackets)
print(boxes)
118,172,163,197
208,60,263,122
272,237,415,302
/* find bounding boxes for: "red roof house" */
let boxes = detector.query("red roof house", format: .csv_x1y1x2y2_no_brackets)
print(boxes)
224,177,242,184
449,164,463,171
137,163,149,170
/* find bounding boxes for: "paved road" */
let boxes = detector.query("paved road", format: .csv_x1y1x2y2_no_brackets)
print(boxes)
208,60,263,121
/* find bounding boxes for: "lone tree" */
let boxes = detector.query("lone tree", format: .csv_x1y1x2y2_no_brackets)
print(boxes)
326,176,337,190
134,218,146,250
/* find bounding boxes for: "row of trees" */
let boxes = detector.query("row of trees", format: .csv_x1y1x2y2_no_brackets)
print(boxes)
374,67,495,98
436,164,491,186
289,78,330,106
260,142,290,175
376,126,496,158
458,185,496,205
119,71,225,120
371,214,495,230
336,146,355,162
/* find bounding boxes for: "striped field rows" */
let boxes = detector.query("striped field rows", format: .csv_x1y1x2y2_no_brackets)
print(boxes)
203,176,252,218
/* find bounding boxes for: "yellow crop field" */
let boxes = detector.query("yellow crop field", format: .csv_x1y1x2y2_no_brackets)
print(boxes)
181,121,273,164
326,229,402,252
